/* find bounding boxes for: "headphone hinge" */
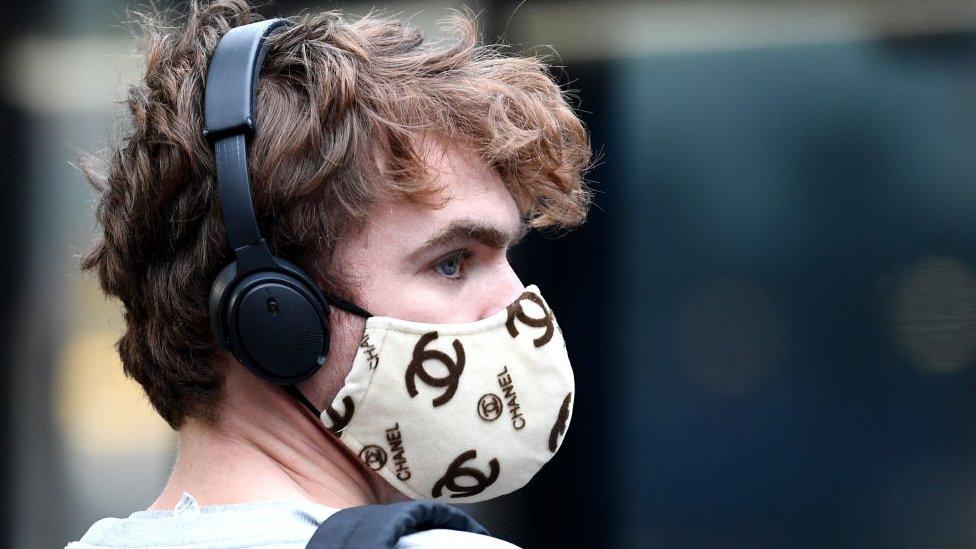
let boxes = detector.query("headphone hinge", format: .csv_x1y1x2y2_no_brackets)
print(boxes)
233,239,276,275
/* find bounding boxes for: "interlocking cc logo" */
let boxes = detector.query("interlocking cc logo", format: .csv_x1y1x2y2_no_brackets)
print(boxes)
405,331,465,407
324,395,355,435
477,393,503,422
431,449,501,499
359,445,387,470
548,392,572,452
505,291,555,347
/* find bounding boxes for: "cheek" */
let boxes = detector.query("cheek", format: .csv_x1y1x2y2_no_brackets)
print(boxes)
301,311,366,407
388,267,520,324
379,282,468,323
348,245,520,324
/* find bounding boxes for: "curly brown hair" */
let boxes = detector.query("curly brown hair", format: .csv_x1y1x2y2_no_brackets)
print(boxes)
80,0,592,429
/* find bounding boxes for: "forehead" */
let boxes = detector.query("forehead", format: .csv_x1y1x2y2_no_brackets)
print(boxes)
360,141,522,250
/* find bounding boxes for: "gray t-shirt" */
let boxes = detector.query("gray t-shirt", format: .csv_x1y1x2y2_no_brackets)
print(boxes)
66,493,519,549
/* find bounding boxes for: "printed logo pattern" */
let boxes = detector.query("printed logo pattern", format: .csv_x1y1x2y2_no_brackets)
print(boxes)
405,331,465,407
359,445,388,470
505,292,555,347
360,333,380,370
386,423,411,481
548,392,573,452
431,449,500,499
477,393,503,422
324,395,355,435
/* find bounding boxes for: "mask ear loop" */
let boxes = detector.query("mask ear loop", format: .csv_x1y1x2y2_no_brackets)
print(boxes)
327,295,373,319
285,294,372,418
285,384,322,416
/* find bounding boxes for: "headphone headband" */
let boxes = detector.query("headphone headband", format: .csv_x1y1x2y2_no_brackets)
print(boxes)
204,18,291,138
203,19,369,388
204,19,291,270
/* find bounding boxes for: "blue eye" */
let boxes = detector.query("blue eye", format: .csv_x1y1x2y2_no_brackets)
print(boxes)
433,250,471,279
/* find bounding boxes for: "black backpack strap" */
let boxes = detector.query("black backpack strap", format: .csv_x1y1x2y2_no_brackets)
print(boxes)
306,501,490,549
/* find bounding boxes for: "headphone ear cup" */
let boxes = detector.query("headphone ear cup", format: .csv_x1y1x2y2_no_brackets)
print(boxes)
203,20,330,386
218,267,331,384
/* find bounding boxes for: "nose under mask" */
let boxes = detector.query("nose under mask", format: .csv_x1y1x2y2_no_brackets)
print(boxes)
319,284,575,503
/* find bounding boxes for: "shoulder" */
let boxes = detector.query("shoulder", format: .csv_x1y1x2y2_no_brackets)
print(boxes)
396,529,521,549
65,498,337,549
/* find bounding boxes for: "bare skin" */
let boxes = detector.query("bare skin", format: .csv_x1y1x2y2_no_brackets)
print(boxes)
150,140,526,510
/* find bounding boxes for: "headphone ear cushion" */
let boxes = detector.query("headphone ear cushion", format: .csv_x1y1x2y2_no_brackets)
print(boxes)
225,270,330,384
209,261,240,352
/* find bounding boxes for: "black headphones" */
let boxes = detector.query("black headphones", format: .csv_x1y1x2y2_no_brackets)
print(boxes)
203,19,369,391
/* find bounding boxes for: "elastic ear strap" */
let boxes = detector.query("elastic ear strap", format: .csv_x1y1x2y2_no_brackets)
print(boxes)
328,295,373,319
285,385,321,417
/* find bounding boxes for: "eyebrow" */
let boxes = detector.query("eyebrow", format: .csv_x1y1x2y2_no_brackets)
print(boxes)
406,218,529,263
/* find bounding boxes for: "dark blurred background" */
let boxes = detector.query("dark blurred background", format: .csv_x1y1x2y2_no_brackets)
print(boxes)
3,1,976,548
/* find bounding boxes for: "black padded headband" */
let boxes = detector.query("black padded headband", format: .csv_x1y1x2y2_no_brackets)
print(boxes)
203,19,291,265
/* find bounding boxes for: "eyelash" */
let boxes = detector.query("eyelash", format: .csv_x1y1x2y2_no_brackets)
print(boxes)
433,248,475,280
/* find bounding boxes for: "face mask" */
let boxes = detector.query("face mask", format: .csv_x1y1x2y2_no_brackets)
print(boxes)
318,285,574,503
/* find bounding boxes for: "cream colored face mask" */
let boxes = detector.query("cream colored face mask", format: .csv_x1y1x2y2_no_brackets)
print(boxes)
320,285,575,503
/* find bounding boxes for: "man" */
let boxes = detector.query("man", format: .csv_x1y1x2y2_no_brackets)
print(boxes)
68,0,590,547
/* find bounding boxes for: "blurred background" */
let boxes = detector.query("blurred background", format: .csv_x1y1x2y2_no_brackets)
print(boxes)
3,0,976,547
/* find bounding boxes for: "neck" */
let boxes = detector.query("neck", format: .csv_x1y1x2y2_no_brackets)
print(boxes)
149,364,375,511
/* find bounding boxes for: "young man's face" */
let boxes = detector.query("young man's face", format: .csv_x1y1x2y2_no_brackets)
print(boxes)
303,139,527,412
300,139,527,501
340,140,527,324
